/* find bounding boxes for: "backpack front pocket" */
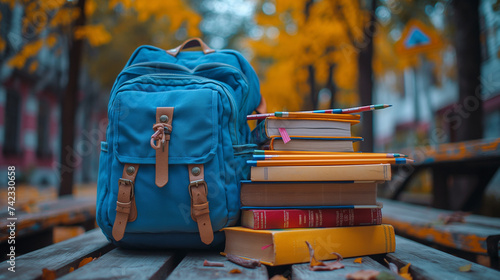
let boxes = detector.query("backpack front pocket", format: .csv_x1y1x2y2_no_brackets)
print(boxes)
106,86,232,236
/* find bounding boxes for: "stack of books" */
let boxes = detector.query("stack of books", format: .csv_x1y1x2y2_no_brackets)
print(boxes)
250,112,363,152
223,110,408,266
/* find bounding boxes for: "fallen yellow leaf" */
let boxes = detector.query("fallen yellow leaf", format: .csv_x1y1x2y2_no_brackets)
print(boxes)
229,268,242,274
354,258,363,264
459,263,472,272
305,241,324,267
41,268,56,280
399,263,412,280
400,272,413,280
78,257,94,268
305,241,344,271
400,263,411,274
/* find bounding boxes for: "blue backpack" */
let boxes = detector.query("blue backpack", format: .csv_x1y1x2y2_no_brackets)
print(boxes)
96,38,262,248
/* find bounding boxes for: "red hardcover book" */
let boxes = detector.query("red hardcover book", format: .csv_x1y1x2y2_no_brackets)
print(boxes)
241,207,382,230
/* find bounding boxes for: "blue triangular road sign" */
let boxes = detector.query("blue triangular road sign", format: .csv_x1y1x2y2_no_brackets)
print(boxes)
404,27,431,48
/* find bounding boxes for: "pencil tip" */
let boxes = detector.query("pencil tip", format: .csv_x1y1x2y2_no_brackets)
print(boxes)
246,160,258,167
386,104,392,108
253,150,265,155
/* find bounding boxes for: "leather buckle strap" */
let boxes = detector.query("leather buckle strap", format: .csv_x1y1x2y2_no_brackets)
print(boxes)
188,164,214,245
116,179,133,214
152,107,174,187
112,164,139,241
189,180,209,218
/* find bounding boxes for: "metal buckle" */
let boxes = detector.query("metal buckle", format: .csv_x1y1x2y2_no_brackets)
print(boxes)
188,179,207,198
119,178,134,198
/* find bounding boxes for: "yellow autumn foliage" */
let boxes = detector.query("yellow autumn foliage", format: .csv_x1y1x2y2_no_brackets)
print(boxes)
260,60,304,113
2,0,202,71
7,39,43,69
46,34,58,48
85,0,97,17
129,0,201,36
74,24,112,47
49,7,80,28
29,60,39,73
0,37,5,53
38,0,67,12
248,0,364,111
0,0,16,9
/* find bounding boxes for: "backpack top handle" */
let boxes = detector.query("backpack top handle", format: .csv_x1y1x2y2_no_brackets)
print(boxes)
166,38,215,57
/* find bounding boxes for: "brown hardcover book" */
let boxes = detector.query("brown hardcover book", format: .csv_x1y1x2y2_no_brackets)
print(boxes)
240,181,378,207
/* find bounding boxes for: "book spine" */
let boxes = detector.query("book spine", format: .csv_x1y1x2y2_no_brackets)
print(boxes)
251,164,391,181
244,208,382,230
250,119,269,145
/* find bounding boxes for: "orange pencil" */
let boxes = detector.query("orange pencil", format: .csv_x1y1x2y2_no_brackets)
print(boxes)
253,154,405,160
247,158,413,167
253,150,407,158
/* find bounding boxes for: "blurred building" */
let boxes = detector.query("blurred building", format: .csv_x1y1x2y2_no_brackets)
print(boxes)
0,5,105,188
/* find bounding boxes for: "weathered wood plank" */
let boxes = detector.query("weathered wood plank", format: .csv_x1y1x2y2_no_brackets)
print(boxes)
58,248,177,280
0,229,113,280
383,236,500,280
0,195,96,242
167,252,268,280
292,256,405,280
380,198,500,255
380,198,500,228
403,137,500,165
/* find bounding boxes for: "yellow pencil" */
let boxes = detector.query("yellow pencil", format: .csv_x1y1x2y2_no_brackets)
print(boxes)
247,158,413,167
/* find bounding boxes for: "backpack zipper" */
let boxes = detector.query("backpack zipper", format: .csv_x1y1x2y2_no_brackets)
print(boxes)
114,62,250,114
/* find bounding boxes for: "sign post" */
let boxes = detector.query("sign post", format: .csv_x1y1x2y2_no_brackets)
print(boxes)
395,20,444,147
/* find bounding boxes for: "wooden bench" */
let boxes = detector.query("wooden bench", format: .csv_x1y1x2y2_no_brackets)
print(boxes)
0,195,96,258
1,228,500,279
380,198,500,269
387,137,500,210
379,138,500,269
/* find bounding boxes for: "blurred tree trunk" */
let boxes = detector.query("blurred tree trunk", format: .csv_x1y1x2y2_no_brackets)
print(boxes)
59,0,86,196
308,65,319,109
327,64,337,108
451,0,483,142
358,0,376,152
304,0,318,110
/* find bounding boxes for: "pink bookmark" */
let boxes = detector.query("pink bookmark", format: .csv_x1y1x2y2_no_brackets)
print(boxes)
278,127,291,144
261,244,273,250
